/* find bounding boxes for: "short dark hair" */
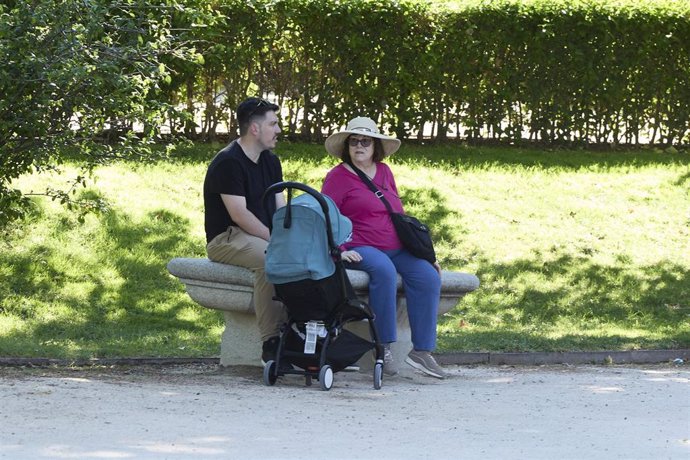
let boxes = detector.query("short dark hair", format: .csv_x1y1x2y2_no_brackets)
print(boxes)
236,97,279,136
340,136,385,163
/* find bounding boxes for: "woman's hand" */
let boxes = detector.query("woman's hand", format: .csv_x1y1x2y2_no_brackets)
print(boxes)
341,250,362,263
433,261,442,275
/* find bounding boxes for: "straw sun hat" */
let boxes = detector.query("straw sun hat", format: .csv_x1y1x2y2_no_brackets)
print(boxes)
324,116,401,158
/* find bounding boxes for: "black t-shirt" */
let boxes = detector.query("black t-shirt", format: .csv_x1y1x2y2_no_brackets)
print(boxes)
203,141,283,243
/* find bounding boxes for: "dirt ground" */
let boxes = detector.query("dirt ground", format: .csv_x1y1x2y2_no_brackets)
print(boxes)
1,363,688,459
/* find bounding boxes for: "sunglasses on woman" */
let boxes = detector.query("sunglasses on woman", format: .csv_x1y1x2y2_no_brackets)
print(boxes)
348,137,372,147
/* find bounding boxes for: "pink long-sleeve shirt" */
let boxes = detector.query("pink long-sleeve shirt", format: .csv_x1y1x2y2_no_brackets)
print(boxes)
321,162,404,250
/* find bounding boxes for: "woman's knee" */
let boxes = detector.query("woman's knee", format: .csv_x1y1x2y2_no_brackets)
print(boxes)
427,266,442,291
404,262,441,294
359,251,397,284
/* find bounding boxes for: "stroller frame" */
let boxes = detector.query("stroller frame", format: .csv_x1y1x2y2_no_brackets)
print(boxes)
262,181,384,391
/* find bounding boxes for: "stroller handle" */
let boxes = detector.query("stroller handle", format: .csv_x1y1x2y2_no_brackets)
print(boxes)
263,181,328,212
262,181,340,257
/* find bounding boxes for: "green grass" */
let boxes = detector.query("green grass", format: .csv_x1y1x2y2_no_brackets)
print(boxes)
1,142,689,359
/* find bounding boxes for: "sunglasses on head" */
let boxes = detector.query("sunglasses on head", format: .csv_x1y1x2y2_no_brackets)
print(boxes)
348,137,372,147
247,99,269,118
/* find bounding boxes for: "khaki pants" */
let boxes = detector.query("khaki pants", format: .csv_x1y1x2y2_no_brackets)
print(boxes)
206,226,286,342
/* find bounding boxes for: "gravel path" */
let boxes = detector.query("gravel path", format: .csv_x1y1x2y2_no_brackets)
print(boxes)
1,363,688,459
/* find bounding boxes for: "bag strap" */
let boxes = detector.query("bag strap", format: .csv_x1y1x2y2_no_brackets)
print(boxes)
345,160,396,215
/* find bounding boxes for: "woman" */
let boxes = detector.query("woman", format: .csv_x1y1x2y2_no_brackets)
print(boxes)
321,116,446,379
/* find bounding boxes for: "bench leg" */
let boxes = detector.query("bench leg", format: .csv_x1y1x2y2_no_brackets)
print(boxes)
220,311,262,367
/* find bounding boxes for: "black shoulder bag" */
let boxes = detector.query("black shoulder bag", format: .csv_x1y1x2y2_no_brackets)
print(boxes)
346,161,436,264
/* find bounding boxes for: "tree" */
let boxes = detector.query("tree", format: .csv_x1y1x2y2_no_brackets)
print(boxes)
0,0,195,227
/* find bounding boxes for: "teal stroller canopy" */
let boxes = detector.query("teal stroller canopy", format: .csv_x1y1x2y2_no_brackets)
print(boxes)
265,184,352,285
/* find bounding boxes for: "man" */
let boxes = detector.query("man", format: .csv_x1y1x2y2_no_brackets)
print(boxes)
203,97,287,365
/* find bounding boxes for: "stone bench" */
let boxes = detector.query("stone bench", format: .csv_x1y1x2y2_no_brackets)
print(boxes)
167,257,480,367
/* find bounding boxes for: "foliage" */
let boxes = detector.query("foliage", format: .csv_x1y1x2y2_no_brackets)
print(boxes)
165,0,690,145
0,0,196,228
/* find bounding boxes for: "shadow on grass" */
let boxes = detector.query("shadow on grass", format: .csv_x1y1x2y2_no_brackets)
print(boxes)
399,187,461,245
0,207,216,359
394,144,690,171
439,253,690,352
675,169,690,187
94,141,690,177
0,244,61,321
279,141,690,172
437,330,690,353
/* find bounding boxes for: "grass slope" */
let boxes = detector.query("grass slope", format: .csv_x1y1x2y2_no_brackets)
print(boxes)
1,143,688,359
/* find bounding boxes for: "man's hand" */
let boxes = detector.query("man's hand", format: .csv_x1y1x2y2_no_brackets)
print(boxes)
221,194,270,241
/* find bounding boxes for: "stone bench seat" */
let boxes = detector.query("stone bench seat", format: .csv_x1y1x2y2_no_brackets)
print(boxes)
167,257,480,367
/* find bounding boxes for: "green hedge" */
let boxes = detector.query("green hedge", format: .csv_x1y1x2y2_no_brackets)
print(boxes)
166,0,690,145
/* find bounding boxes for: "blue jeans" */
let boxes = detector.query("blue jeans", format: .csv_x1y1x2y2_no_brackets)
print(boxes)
345,246,441,351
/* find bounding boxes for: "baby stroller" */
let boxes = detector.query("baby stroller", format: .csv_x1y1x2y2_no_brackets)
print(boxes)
262,181,384,391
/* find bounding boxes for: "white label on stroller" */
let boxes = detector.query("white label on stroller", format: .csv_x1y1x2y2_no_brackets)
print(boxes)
304,321,326,354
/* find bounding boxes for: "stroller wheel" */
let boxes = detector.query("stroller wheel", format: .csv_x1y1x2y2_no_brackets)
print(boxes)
373,362,383,390
305,375,313,386
263,360,278,386
319,365,334,391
